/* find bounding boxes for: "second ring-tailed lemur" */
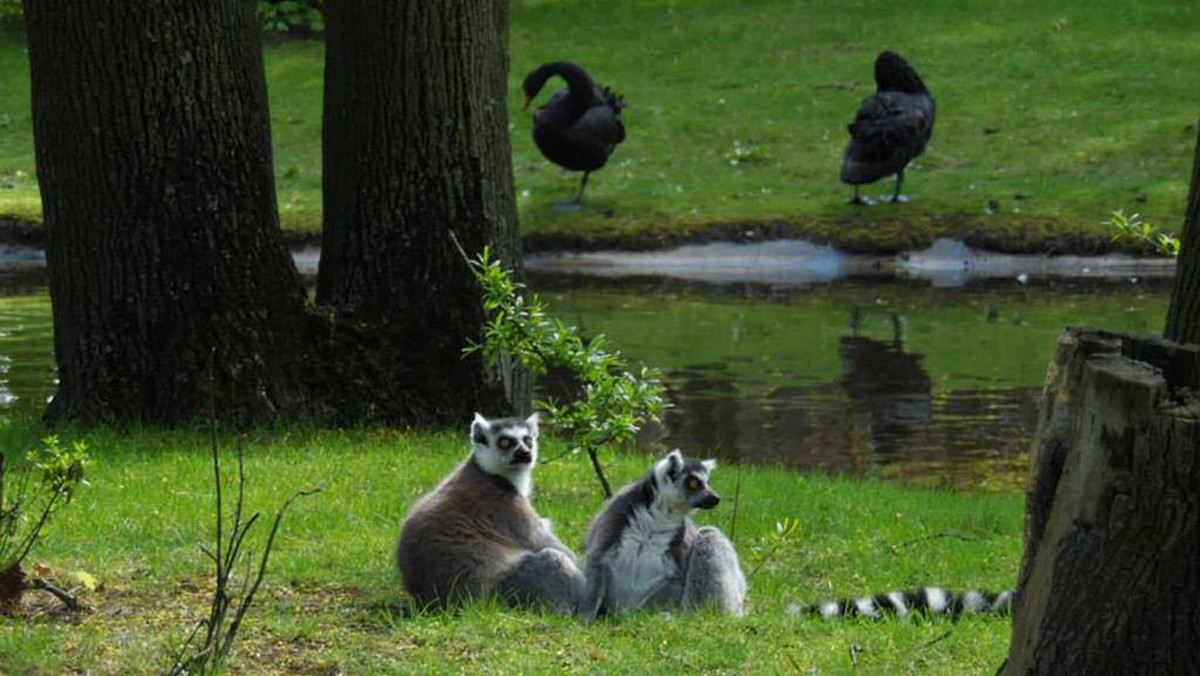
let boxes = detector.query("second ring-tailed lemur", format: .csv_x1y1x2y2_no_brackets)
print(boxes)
579,449,747,618
397,413,585,614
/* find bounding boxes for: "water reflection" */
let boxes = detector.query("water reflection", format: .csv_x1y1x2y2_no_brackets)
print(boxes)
531,272,1169,491
0,264,55,416
839,309,933,453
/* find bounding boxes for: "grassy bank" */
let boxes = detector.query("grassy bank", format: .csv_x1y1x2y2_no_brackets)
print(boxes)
0,419,1021,673
0,0,1198,252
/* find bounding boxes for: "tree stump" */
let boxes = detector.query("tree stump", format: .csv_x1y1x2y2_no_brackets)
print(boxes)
1004,328,1200,675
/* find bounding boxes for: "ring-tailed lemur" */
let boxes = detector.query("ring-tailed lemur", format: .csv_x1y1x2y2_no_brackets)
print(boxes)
397,413,585,614
801,586,1015,620
579,449,747,618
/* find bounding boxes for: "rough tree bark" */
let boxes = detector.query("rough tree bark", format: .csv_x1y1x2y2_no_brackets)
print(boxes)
319,0,527,421
24,1,319,424
1003,330,1199,674
1165,121,1200,344
24,2,525,425
1005,122,1200,675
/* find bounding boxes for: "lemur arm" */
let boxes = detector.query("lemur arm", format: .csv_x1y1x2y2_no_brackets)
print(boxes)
536,525,581,567
577,562,611,621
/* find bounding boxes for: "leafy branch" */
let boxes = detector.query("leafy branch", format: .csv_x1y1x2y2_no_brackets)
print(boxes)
745,517,799,581
0,435,90,613
456,240,668,497
1108,209,1181,257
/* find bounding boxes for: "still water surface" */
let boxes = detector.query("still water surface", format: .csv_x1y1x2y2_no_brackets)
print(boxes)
527,271,1169,491
0,243,1174,491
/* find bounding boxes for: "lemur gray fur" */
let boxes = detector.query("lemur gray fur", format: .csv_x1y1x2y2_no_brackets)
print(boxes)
579,449,747,618
396,413,585,614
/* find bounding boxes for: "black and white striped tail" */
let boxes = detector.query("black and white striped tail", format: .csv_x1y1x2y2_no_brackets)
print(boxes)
809,586,1014,620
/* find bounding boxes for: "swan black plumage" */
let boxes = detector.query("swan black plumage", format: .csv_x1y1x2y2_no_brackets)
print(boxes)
522,61,626,208
840,51,935,205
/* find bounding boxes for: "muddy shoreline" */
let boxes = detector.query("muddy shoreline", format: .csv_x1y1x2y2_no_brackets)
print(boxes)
0,212,1170,259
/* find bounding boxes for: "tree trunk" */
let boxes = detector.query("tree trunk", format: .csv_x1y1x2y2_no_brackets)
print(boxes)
1004,328,1200,675
1165,121,1200,343
319,0,528,422
24,2,518,426
24,1,321,424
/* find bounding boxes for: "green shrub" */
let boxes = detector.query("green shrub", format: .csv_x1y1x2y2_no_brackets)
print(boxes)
0,0,21,23
0,2,326,34
0,435,91,612
463,245,667,498
1108,209,1180,257
257,0,324,35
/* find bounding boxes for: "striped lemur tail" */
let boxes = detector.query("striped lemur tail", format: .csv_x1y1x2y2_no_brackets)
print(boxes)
798,586,1015,620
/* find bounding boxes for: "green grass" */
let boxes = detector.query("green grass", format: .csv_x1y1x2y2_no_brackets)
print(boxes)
0,418,1021,674
1,0,1198,250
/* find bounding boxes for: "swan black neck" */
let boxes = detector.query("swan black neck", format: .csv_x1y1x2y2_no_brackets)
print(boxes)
523,61,595,118
874,51,928,95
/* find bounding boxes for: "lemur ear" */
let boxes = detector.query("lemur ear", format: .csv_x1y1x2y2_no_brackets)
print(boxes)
525,412,540,437
666,449,684,479
471,413,489,441
702,459,717,472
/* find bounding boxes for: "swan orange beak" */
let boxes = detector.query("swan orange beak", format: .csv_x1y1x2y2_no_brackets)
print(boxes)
521,94,531,111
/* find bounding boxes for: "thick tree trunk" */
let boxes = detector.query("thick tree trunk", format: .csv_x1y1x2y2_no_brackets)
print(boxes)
1165,121,1200,343
319,0,528,422
1004,328,1200,675
24,1,320,424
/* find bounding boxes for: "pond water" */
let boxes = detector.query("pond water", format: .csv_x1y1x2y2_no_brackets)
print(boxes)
0,241,1175,491
526,240,1174,491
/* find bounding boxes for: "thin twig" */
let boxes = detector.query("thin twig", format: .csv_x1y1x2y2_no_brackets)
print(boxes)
11,488,65,566
923,631,953,648
745,521,796,581
729,461,743,545
30,577,83,612
587,448,613,498
220,486,322,662
537,447,577,465
448,229,472,269
893,532,976,550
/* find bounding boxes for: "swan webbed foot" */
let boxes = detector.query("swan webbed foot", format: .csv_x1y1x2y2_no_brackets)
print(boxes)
888,194,912,204
849,184,876,206
552,201,583,212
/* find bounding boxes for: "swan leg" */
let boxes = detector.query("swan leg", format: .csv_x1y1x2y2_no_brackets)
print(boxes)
552,172,589,212
575,171,591,205
849,185,875,206
889,171,910,203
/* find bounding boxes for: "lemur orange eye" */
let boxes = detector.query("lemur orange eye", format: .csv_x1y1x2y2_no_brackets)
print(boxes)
686,477,700,491
522,437,534,448
497,437,514,450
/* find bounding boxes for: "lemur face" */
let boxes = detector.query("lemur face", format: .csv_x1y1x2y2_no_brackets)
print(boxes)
654,449,720,514
472,412,540,475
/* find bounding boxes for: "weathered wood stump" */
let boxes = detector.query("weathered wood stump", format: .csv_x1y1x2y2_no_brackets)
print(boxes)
1004,328,1200,675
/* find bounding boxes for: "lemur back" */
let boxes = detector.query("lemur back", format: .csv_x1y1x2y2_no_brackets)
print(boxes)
580,449,747,618
397,413,584,613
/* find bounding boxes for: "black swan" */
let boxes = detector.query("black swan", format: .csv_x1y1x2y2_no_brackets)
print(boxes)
522,61,626,209
840,51,936,205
